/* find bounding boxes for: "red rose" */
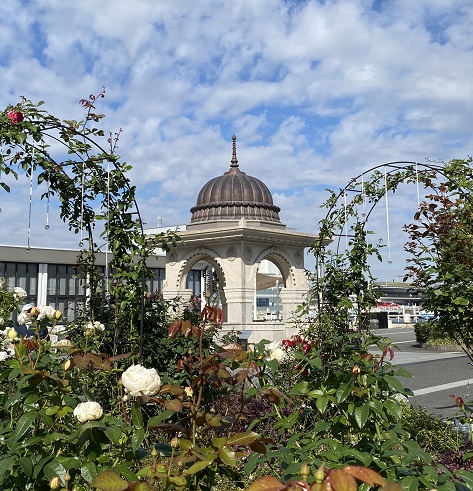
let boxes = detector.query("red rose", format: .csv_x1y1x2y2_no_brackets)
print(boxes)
7,110,24,124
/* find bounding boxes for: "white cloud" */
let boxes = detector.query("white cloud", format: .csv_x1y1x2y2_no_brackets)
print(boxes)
1,0,472,280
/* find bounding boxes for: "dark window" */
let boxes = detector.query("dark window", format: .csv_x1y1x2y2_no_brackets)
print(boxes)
187,270,202,296
47,264,87,321
0,261,38,305
257,298,270,307
146,268,165,293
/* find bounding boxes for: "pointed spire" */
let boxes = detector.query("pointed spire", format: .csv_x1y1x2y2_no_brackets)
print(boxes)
230,135,238,168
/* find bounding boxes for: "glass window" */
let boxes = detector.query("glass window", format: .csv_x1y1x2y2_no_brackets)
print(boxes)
256,298,270,307
146,268,165,293
0,261,38,305
47,264,87,322
186,270,201,296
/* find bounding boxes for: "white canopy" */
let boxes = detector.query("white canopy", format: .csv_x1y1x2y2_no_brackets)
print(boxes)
256,260,283,290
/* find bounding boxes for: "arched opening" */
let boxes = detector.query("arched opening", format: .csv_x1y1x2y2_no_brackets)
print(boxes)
179,254,228,320
253,258,286,322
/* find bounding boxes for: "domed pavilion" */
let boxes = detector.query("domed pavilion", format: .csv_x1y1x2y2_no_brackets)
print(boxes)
156,136,324,343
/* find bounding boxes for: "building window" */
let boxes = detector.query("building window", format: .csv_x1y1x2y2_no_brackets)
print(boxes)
0,261,38,305
146,268,165,293
47,264,87,321
187,270,201,296
256,298,270,307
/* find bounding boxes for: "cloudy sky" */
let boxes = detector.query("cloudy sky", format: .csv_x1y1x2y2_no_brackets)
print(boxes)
1,0,472,280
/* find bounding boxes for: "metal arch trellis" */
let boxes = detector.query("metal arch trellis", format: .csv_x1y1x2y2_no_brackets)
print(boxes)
310,159,473,331
0,96,151,360
315,160,473,255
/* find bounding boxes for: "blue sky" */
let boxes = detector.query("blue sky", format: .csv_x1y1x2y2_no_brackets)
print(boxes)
1,0,473,281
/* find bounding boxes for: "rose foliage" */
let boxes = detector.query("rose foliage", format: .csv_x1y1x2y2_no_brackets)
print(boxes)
1,98,473,491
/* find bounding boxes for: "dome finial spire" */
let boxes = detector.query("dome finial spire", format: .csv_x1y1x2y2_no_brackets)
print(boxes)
230,135,238,168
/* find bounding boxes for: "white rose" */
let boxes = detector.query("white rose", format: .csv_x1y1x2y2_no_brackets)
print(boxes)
37,306,55,320
17,312,29,325
7,328,18,340
269,347,285,362
121,364,161,397
73,401,103,423
266,341,285,363
93,321,105,332
85,321,105,334
13,287,27,300
0,351,11,361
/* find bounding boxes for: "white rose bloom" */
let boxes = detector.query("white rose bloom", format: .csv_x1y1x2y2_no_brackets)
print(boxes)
37,306,56,320
93,321,105,332
85,321,105,333
0,350,11,361
269,347,285,362
13,287,27,300
7,328,18,340
17,312,29,325
121,364,161,397
266,341,285,363
73,401,103,423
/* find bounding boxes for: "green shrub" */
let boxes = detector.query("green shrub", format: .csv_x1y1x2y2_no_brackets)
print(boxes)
400,402,462,455
414,321,433,344
415,320,461,347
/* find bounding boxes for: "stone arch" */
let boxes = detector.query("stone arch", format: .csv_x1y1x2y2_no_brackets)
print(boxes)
177,248,227,291
254,248,295,288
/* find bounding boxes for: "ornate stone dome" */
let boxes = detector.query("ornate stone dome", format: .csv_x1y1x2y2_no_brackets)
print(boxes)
190,136,281,223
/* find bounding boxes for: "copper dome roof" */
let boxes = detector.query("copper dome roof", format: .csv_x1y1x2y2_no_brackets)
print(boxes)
190,136,281,223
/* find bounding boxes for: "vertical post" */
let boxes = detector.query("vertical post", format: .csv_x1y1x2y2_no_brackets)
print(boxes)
276,279,279,320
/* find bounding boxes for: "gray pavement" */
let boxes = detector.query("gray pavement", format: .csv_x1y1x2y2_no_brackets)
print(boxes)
370,326,473,419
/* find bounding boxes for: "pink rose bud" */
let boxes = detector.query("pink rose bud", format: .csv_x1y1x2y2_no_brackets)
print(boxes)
7,110,24,124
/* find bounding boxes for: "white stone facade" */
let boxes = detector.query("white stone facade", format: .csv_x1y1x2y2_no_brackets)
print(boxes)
155,217,322,343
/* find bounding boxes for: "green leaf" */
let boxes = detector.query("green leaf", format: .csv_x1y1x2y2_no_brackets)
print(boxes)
131,400,144,428
227,431,259,446
45,405,60,415
19,456,33,477
169,475,187,487
290,381,310,395
105,426,122,444
307,357,322,368
336,383,351,403
316,395,329,413
81,462,97,483
455,470,473,488
219,446,238,466
384,399,402,419
114,465,140,483
131,427,145,453
14,410,36,441
43,460,66,481
354,404,370,429
0,457,16,479
92,470,129,491
147,409,175,427
183,459,213,475
384,375,405,392
212,437,228,449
